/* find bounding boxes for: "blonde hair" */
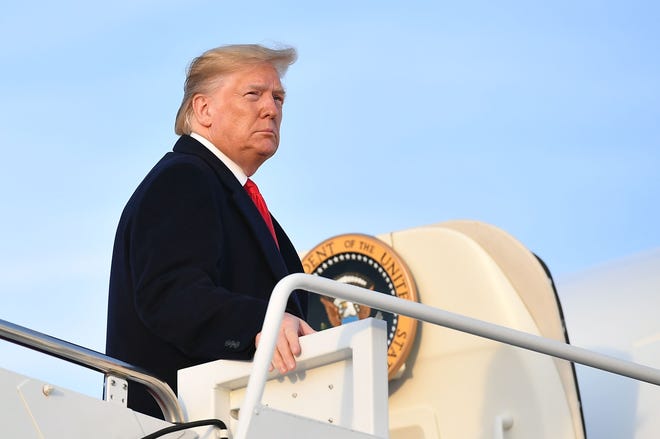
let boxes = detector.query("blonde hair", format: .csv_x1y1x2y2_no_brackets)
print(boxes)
174,44,297,135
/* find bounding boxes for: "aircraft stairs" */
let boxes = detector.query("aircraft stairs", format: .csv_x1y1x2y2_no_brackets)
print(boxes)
2,273,660,438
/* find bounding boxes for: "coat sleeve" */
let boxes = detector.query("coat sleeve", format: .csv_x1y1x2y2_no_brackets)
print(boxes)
128,161,267,362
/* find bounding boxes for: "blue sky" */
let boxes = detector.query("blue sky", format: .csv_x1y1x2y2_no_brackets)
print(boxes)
1,1,659,398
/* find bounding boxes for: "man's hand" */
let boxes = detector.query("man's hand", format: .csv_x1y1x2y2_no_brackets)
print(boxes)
255,313,316,374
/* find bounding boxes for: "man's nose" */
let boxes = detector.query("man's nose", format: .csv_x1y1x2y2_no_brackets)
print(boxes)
261,96,280,118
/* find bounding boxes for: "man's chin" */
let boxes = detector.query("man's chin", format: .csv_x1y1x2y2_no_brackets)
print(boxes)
257,144,279,159
245,146,278,174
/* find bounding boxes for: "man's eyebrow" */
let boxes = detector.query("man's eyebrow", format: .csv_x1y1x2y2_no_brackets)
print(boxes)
246,84,286,95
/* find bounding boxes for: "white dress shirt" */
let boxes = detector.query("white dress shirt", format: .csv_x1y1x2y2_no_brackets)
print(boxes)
190,132,248,186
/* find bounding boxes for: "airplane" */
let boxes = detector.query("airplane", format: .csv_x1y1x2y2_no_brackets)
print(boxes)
1,220,658,438
556,246,660,438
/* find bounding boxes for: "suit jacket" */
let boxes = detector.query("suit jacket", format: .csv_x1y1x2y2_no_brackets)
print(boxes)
105,135,306,418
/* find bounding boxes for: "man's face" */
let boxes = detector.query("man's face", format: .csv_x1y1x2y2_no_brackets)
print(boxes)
205,62,285,176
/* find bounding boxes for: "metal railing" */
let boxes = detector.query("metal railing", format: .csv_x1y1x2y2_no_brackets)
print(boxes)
0,318,184,423
236,273,660,439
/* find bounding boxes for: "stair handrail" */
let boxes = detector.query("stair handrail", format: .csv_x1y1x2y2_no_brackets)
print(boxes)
0,318,184,423
236,272,660,439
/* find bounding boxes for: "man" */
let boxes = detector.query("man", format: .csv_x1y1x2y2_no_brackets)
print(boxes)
106,44,313,419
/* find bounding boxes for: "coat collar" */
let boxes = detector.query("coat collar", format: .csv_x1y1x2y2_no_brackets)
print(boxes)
172,135,289,281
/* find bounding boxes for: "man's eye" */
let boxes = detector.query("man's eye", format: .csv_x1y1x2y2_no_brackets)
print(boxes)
274,95,284,104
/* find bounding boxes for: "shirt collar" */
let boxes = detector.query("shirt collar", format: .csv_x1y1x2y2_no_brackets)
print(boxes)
190,132,248,186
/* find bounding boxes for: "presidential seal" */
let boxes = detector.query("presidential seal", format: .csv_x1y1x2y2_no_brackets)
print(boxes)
302,233,418,379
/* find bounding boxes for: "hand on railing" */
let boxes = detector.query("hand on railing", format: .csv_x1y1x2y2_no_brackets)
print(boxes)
255,312,315,375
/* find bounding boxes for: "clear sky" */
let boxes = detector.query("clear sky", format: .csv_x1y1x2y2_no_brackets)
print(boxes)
1,0,659,398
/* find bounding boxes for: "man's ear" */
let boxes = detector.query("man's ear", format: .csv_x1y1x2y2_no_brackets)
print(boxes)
191,94,212,127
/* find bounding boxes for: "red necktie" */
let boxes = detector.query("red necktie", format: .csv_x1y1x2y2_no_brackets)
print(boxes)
244,179,279,248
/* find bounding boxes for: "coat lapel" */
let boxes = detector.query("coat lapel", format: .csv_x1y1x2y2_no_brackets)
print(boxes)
173,136,289,281
231,189,290,279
